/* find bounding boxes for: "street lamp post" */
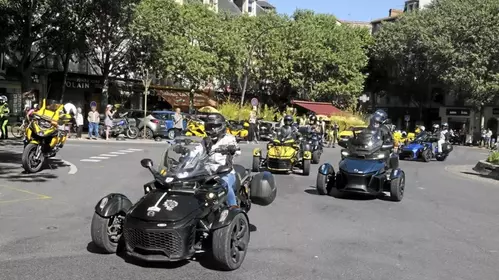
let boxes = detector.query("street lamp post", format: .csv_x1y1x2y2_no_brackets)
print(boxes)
240,24,289,107
141,67,152,139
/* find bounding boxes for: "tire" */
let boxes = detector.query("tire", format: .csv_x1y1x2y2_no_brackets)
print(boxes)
22,143,46,173
90,213,120,254
422,149,431,162
11,123,24,139
302,159,310,176
212,212,250,271
252,156,260,172
126,126,139,139
436,154,447,162
312,150,320,164
389,171,405,202
167,129,175,140
316,173,329,195
140,127,154,139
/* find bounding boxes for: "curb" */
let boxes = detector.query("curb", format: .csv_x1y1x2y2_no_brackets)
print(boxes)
472,160,499,180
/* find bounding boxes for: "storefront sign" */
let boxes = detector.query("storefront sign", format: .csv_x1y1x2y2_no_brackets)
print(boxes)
446,108,470,116
493,108,499,115
65,77,102,89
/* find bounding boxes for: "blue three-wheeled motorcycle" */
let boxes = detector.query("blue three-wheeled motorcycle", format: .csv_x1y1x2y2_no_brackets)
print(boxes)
316,130,405,202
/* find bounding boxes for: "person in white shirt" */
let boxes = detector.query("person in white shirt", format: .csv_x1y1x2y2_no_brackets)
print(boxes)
203,113,241,209
486,129,493,148
437,123,449,153
75,107,84,139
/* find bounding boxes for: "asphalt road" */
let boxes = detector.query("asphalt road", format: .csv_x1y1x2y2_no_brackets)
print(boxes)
0,139,498,280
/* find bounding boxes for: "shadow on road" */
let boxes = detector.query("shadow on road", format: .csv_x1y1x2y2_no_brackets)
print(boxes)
0,139,24,147
304,188,389,201
0,150,66,182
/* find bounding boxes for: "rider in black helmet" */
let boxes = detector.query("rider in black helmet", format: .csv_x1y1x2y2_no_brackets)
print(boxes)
280,114,300,140
372,109,393,144
203,113,240,209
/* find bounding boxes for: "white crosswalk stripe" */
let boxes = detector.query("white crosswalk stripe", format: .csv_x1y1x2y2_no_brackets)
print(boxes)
79,148,142,163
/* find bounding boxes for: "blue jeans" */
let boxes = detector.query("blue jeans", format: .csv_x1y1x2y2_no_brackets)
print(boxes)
88,122,99,138
221,171,237,207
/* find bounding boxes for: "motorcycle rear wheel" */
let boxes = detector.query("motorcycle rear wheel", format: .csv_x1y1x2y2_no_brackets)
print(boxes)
22,143,46,173
126,126,139,139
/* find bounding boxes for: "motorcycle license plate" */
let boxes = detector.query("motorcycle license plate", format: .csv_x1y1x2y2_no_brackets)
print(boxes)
160,125,165,128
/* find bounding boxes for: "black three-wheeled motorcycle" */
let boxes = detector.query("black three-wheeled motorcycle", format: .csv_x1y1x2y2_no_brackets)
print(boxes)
90,138,277,270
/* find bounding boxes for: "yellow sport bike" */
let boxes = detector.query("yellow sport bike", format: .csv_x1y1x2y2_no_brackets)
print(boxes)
226,120,249,142
252,134,312,176
22,99,71,173
184,116,207,138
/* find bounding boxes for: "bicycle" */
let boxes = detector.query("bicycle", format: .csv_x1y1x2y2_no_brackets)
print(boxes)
10,119,27,139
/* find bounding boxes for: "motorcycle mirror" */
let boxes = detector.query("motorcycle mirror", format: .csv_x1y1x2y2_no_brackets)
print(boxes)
338,140,347,148
140,158,153,169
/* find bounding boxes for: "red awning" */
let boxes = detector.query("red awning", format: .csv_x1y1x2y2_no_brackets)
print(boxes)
291,100,343,115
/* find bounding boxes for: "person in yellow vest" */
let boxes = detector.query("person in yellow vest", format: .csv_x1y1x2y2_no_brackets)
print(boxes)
0,95,10,139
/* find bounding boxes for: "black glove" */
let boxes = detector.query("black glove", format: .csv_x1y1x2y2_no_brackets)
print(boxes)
226,145,237,155
202,136,213,151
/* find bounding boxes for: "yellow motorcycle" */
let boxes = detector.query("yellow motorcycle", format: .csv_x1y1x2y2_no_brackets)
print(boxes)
227,120,249,142
22,99,70,173
252,133,311,176
184,116,206,137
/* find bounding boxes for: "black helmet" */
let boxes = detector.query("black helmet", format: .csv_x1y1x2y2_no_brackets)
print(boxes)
309,114,317,125
369,113,383,130
283,115,293,126
374,109,388,124
205,113,226,142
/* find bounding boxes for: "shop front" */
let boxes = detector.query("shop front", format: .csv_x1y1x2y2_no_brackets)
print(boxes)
156,88,217,112
439,107,475,134
47,72,103,112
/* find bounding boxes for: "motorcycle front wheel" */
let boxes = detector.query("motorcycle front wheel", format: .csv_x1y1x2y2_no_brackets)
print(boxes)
126,126,139,139
22,143,46,173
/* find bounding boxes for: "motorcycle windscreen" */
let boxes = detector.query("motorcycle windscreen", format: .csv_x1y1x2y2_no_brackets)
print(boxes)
128,192,203,222
402,142,423,152
267,145,296,159
339,158,385,174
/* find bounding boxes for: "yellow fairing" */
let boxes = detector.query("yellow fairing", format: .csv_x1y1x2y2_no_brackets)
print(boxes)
240,129,248,137
253,148,261,156
268,146,296,160
303,150,312,160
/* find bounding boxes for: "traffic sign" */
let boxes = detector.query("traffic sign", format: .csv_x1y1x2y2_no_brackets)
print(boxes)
404,115,410,122
90,101,97,107
359,94,370,103
251,98,258,106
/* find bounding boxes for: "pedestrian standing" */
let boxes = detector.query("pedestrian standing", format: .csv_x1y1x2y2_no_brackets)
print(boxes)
173,108,183,138
76,107,84,139
486,128,493,149
330,121,338,147
87,105,100,140
481,127,487,147
249,110,258,143
104,104,115,140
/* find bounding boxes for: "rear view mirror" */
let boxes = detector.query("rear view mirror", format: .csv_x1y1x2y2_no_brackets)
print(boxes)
140,158,153,169
338,140,347,148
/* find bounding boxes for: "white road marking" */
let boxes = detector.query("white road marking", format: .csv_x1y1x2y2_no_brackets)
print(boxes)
57,159,78,175
118,150,135,153
80,159,101,162
127,148,143,151
110,152,126,155
91,156,109,159
100,154,118,157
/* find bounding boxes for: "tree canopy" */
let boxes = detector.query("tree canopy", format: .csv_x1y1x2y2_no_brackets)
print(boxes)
371,0,499,108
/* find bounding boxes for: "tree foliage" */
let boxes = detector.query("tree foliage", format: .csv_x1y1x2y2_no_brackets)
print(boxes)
371,0,499,108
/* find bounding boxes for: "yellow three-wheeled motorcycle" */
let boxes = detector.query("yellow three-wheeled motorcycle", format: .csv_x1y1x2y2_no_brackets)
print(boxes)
22,99,71,173
252,134,311,176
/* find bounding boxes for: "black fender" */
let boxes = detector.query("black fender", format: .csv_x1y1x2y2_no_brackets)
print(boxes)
388,153,399,170
390,168,404,180
94,193,133,218
318,163,335,176
211,207,249,230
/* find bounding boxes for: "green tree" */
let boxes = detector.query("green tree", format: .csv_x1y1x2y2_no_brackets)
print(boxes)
0,0,61,92
288,10,372,109
84,0,139,106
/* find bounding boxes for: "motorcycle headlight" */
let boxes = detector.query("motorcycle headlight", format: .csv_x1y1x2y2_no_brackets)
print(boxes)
341,151,349,156
377,153,385,159
177,172,189,179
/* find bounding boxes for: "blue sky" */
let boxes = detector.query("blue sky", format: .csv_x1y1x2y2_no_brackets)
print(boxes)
269,0,405,22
